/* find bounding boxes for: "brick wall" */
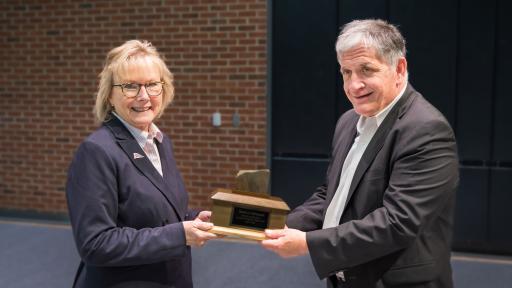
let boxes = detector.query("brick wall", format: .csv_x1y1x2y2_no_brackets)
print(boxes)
0,0,267,215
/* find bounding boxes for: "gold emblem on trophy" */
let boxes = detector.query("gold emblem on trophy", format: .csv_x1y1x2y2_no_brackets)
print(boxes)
209,170,290,241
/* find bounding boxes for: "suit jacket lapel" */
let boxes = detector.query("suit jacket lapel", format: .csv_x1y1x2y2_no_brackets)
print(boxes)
104,117,184,221
343,84,416,212
324,114,359,207
157,138,187,220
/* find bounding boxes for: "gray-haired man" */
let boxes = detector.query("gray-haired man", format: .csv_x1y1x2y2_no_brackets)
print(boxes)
262,19,458,288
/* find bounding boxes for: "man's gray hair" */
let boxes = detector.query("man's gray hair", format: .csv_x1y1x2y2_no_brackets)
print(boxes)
336,19,406,66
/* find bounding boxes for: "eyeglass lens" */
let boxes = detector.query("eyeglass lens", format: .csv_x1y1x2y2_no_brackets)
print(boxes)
122,82,162,97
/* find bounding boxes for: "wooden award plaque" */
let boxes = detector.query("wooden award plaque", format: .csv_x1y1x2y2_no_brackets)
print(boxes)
209,188,290,241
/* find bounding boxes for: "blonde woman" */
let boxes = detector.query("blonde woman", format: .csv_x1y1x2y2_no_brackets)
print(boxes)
66,40,216,288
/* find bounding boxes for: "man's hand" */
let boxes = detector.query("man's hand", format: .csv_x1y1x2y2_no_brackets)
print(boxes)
261,228,308,258
182,220,217,247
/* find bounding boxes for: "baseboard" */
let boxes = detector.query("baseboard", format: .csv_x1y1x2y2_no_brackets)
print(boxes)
0,208,69,224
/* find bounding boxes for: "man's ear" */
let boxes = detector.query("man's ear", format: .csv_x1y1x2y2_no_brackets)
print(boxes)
396,57,408,86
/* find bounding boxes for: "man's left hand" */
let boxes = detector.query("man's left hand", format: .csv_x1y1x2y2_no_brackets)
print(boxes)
261,228,308,258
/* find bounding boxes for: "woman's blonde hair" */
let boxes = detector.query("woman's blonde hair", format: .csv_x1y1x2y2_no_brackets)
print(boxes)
94,40,174,122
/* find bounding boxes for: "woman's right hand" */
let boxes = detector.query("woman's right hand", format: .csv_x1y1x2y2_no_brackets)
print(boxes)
182,221,217,247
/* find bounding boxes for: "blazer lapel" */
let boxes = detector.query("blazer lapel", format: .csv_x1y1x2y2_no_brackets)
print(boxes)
324,114,359,207
104,117,184,221
343,84,416,212
157,138,187,220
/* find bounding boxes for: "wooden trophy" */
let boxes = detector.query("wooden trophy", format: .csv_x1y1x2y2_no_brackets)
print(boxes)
209,170,290,241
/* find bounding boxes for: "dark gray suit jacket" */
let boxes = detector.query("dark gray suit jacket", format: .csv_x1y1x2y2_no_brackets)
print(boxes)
287,84,459,288
66,116,198,288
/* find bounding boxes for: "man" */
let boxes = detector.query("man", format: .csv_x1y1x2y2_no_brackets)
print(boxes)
262,19,459,288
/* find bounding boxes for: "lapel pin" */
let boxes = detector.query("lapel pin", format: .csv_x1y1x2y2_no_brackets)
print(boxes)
133,153,144,159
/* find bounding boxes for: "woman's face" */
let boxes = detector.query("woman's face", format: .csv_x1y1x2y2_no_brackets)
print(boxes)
110,57,162,131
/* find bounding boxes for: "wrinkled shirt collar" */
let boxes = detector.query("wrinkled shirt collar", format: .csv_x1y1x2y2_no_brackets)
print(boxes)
356,83,407,134
112,112,163,144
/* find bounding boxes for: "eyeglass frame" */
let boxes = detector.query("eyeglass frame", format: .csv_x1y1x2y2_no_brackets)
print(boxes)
112,81,165,98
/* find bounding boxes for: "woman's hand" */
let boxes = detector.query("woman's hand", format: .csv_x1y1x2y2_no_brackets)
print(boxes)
194,210,212,222
182,220,217,247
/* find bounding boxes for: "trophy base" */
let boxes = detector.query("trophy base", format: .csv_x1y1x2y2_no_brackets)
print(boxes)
210,226,266,241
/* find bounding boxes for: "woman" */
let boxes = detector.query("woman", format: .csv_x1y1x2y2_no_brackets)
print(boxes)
66,40,217,288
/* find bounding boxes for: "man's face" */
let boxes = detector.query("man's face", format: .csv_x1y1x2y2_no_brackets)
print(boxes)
340,46,405,117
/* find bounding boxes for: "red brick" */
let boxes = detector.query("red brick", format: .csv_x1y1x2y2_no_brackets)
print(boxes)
0,0,267,214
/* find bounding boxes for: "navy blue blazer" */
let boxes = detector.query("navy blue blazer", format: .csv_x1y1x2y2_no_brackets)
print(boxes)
66,116,198,288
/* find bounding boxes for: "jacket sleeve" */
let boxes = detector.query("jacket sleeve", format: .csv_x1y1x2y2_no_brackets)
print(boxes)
186,209,200,220
66,140,188,267
286,184,328,231
306,117,459,279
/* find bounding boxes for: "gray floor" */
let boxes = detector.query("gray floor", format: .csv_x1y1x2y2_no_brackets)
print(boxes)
1,219,511,288
0,220,79,288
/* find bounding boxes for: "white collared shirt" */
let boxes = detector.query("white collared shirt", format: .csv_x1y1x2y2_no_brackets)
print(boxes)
113,112,164,176
322,84,407,229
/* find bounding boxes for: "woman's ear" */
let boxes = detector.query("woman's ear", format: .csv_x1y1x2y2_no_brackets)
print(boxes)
108,96,115,110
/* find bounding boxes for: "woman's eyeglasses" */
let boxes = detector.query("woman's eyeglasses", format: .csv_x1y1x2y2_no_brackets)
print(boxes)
112,82,164,98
